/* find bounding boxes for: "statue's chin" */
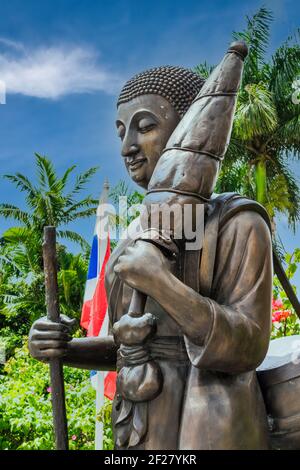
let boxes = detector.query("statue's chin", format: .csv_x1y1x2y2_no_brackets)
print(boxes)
131,173,148,189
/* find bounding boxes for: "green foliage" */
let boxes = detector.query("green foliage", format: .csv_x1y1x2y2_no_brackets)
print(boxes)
0,342,97,450
234,83,278,140
0,153,98,261
194,61,215,79
0,169,142,450
97,398,114,450
215,160,254,196
57,246,89,318
109,180,144,220
0,154,96,357
233,7,274,86
109,181,144,249
272,249,300,339
0,246,89,359
196,7,300,227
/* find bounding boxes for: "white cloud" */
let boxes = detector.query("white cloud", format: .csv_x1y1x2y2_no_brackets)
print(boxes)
0,39,121,99
0,37,25,52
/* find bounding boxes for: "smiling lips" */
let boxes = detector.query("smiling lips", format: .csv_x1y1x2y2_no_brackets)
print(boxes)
127,157,147,170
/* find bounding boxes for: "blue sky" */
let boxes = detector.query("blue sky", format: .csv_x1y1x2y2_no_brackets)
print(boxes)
0,0,300,286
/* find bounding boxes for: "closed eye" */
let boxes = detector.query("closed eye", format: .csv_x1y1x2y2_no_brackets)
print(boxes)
137,117,157,134
138,123,156,133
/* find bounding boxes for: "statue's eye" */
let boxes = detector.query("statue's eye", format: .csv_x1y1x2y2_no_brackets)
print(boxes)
138,118,156,133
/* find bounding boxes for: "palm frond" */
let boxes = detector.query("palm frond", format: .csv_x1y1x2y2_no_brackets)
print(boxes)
109,180,129,205
0,204,31,226
4,173,37,200
234,83,278,140
270,30,300,99
65,197,98,215
233,7,273,85
35,153,58,191
223,134,251,165
57,230,90,251
67,167,99,198
194,62,215,79
267,156,300,229
215,161,254,197
59,165,77,190
3,226,33,244
58,269,78,304
0,250,21,273
275,114,300,156
64,208,97,223
35,153,47,189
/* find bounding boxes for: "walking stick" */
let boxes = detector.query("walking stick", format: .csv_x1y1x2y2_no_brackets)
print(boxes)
43,226,68,450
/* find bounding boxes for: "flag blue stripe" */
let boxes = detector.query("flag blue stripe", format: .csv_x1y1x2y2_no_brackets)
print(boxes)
87,235,98,280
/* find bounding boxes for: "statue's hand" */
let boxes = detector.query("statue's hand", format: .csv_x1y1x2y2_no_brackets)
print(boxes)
114,240,175,294
113,312,156,346
28,315,76,362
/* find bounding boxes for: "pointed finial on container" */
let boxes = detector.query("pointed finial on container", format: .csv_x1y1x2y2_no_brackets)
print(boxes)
227,41,248,61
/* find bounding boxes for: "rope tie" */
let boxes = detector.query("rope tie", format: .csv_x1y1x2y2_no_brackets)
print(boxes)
161,146,224,162
146,188,210,203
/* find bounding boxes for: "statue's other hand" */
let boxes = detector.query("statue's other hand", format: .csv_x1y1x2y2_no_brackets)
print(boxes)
114,240,176,294
113,312,156,346
28,315,76,362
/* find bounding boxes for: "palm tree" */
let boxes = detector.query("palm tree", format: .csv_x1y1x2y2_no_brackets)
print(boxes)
108,180,144,249
57,246,89,318
195,7,300,229
1,247,89,323
0,153,99,269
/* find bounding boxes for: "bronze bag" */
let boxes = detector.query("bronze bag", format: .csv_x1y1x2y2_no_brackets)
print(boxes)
257,335,300,450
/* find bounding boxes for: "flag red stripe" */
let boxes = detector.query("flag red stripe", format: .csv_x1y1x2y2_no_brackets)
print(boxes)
80,300,92,330
104,372,117,400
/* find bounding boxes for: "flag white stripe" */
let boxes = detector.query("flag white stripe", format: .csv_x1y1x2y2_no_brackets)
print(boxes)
83,277,98,302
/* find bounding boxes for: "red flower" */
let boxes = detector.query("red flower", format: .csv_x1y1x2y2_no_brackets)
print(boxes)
272,309,291,323
280,310,291,320
272,298,284,310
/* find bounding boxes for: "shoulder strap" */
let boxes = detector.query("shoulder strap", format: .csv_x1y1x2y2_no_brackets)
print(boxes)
199,192,238,297
199,192,300,319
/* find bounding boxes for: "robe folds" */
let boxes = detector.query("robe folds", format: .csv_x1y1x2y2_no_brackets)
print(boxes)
105,196,273,450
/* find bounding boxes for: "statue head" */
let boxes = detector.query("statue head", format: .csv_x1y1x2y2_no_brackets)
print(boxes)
116,66,204,189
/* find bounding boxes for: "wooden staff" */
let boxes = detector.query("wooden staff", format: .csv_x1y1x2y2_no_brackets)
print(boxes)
43,226,68,450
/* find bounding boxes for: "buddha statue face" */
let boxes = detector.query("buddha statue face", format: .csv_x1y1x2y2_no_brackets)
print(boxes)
116,65,204,189
116,94,180,189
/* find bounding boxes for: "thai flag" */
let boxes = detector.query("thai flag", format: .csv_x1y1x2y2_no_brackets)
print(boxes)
80,180,116,402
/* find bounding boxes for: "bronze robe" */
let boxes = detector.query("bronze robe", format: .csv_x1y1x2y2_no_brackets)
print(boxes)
105,199,273,450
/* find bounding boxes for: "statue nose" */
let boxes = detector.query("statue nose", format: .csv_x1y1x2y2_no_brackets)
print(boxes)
121,144,139,158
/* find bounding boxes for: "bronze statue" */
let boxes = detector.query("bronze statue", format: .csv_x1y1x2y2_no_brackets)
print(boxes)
29,41,273,450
